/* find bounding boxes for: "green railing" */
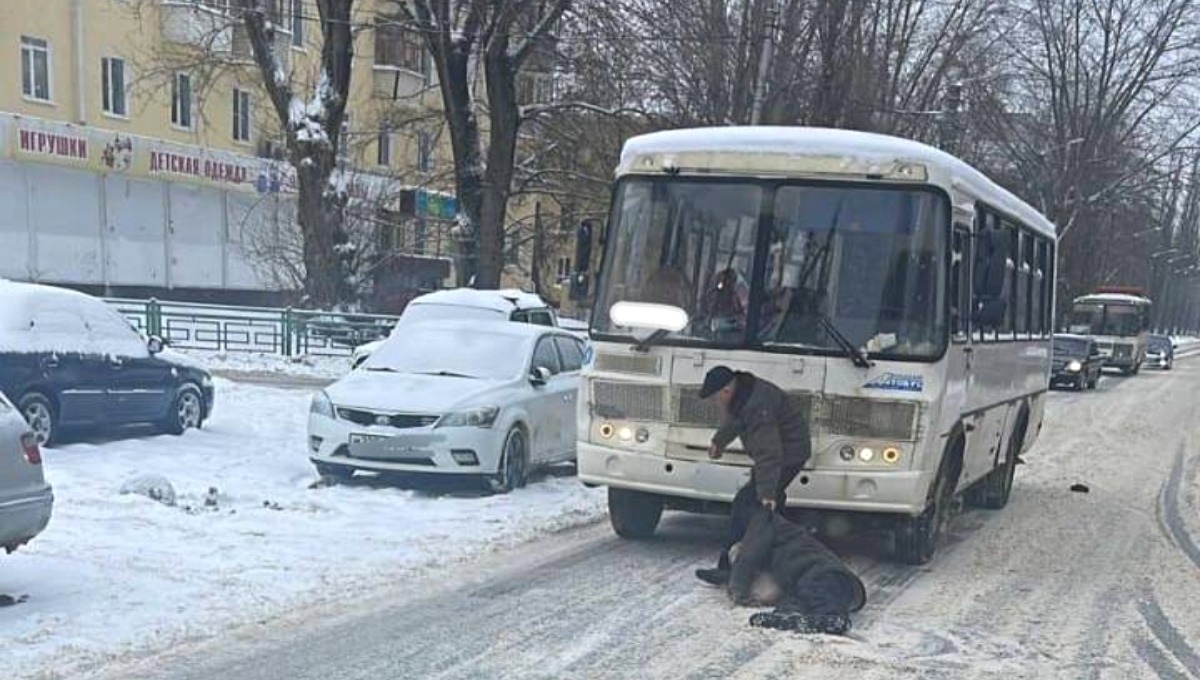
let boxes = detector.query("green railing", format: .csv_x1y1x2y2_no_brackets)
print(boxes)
105,298,400,357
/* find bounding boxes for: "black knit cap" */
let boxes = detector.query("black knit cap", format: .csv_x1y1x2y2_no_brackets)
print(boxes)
699,366,737,399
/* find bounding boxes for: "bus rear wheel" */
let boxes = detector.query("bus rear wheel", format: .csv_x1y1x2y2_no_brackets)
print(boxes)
608,488,664,539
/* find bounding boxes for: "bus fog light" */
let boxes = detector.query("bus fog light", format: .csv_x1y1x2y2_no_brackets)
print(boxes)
882,447,900,464
839,445,855,462
618,427,634,441
599,423,614,439
858,447,876,462
635,427,650,443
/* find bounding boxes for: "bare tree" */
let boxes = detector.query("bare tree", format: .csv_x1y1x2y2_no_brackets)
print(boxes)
381,0,569,289
133,0,359,309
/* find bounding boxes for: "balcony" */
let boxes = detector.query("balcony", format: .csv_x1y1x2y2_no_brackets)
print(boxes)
160,1,290,70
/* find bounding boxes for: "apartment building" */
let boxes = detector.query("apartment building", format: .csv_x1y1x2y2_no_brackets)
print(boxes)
0,0,562,311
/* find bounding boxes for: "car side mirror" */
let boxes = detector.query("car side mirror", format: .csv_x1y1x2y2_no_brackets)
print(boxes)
147,336,165,355
530,366,552,386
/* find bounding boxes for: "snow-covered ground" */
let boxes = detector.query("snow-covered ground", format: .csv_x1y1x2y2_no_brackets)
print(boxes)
185,350,350,382
1,378,605,680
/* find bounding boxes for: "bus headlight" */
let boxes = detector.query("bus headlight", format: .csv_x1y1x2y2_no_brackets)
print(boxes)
599,422,615,439
1066,360,1082,373
858,447,876,462
839,445,855,462
635,427,650,443
617,426,634,441
882,447,901,464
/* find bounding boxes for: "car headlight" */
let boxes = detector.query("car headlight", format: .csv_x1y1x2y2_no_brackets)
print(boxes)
200,374,214,387
1066,360,1082,372
310,391,335,418
437,406,500,429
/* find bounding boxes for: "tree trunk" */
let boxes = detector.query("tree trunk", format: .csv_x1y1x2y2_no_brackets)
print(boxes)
476,54,522,289
294,151,350,308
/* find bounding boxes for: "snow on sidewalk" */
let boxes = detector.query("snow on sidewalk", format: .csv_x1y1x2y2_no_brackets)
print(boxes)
1,378,605,680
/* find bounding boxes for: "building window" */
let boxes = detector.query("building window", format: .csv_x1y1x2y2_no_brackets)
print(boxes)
21,36,52,101
290,0,305,47
101,57,128,117
417,131,433,172
516,71,553,106
377,125,391,166
375,17,425,74
557,256,572,281
233,88,251,141
172,72,193,129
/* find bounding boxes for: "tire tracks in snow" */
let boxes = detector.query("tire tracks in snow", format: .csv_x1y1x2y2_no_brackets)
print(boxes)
1137,595,1200,678
1156,445,1200,571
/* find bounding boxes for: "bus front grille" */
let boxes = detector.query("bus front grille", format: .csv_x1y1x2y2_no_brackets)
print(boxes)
593,353,662,376
595,381,920,442
591,381,665,421
815,397,919,442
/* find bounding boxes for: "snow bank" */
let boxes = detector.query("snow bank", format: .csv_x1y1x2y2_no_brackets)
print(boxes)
182,349,350,380
2,379,604,679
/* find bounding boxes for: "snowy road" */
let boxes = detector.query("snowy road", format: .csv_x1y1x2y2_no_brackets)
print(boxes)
97,356,1200,680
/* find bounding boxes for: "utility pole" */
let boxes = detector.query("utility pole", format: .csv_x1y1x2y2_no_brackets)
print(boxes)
749,1,778,126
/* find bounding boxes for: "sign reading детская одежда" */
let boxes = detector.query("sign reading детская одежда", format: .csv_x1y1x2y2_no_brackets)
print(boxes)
149,148,249,184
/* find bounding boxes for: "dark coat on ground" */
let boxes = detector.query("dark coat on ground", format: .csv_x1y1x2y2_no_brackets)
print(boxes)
712,374,812,502
728,508,866,616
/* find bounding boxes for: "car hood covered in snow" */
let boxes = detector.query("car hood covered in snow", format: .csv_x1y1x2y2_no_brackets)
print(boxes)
325,369,514,414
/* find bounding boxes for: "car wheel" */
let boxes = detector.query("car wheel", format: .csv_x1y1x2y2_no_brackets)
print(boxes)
19,393,57,447
488,426,528,494
608,487,664,539
1074,376,1085,391
1088,373,1099,389
163,385,203,435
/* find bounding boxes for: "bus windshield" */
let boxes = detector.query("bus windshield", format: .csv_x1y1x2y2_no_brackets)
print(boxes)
592,178,948,360
1068,303,1145,337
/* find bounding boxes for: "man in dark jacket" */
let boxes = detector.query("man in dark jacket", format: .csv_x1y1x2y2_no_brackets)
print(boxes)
728,506,866,635
695,366,812,585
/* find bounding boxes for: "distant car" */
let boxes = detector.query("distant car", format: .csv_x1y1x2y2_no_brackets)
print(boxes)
0,390,52,554
1145,334,1175,370
310,320,585,492
349,289,559,368
0,281,215,445
1051,334,1103,390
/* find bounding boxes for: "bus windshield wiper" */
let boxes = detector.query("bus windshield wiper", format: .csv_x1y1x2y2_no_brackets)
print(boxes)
818,314,873,368
632,329,668,353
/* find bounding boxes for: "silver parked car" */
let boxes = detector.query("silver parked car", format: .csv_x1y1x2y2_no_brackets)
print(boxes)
311,320,584,492
0,390,53,554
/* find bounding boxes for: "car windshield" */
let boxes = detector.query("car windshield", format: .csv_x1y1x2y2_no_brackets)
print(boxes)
1148,336,1171,351
592,178,948,359
1068,303,1145,337
362,327,528,380
1053,337,1088,357
400,303,509,327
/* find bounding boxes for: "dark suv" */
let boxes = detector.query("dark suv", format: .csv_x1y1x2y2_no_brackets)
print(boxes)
1051,334,1103,391
0,282,214,446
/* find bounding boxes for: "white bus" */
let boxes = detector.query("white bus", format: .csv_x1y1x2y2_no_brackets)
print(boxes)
1066,290,1152,374
577,127,1057,564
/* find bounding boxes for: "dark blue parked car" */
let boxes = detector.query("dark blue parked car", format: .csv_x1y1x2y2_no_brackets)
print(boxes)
0,281,214,446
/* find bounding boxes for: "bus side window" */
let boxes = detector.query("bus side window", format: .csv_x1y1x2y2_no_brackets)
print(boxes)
951,226,970,341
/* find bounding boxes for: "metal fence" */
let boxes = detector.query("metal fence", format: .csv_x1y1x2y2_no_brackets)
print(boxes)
105,298,400,357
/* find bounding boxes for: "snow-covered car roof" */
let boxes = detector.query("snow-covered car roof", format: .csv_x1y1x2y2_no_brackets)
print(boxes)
410,288,551,313
0,279,96,330
619,126,1057,239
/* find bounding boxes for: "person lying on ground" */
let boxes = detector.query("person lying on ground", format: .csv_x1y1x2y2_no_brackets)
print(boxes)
724,505,866,635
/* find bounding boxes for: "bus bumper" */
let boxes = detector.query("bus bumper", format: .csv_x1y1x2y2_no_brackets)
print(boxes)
578,442,931,516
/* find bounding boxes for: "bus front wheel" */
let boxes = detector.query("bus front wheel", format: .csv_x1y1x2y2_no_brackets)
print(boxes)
608,487,664,539
894,450,959,565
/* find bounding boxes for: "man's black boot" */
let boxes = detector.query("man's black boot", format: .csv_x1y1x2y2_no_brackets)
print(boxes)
695,567,730,586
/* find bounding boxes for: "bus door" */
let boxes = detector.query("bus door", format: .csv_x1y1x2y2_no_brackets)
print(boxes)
944,223,980,479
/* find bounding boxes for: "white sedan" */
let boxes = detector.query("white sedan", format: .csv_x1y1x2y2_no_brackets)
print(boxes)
308,320,585,492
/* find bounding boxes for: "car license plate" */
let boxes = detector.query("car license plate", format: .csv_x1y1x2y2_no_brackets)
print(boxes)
350,433,391,444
